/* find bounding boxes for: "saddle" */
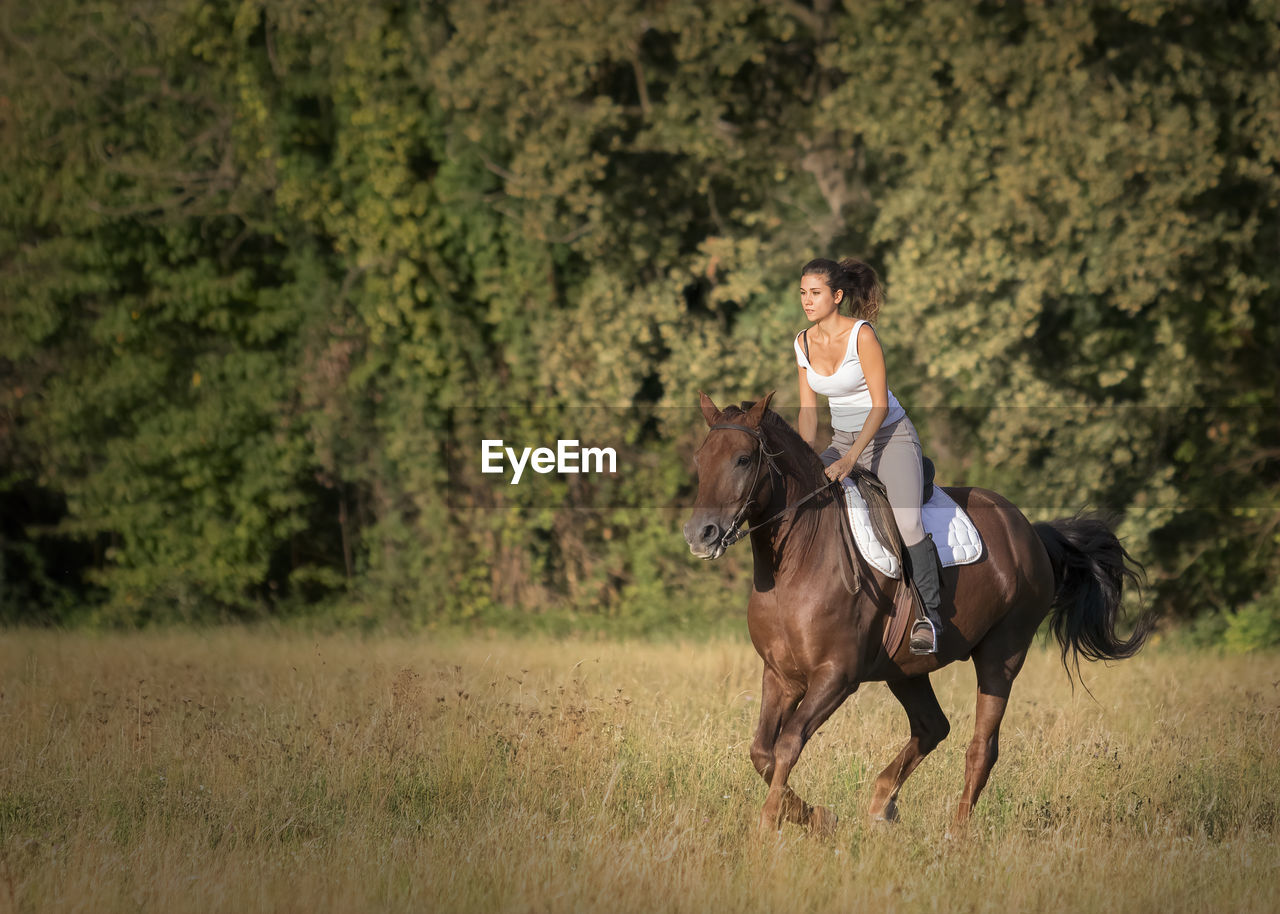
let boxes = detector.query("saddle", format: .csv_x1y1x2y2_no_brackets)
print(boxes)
841,466,981,580
839,457,984,666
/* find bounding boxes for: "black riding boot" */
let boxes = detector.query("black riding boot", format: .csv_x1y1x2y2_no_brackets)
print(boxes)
906,534,944,655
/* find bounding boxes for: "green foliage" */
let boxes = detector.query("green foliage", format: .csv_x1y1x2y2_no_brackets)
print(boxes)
1169,583,1280,654
1223,584,1280,653
827,0,1280,616
1,0,1276,633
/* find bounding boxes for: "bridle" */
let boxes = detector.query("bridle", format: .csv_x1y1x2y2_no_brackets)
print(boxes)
706,422,841,548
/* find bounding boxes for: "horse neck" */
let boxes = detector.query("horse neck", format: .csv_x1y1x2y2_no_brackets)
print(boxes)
743,432,884,671
747,446,851,576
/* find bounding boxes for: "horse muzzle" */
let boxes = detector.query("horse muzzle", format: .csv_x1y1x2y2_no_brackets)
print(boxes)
683,516,731,560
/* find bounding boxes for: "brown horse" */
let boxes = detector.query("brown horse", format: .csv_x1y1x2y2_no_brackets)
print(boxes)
683,391,1150,833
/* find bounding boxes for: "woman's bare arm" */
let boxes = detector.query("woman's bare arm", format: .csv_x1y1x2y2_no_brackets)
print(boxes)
797,364,819,450
824,324,891,481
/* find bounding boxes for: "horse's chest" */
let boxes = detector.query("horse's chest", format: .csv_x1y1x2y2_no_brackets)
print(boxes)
747,590,852,679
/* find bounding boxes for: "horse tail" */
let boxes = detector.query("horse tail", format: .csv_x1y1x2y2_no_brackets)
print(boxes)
1034,515,1152,677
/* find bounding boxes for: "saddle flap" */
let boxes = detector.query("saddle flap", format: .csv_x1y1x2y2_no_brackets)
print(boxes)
881,577,916,662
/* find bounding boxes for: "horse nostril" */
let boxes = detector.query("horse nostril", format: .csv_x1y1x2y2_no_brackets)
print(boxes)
701,524,720,544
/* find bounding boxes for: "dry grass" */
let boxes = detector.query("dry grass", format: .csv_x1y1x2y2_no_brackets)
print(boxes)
1,628,1278,913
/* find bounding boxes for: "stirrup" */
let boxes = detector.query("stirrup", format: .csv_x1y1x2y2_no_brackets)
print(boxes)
909,617,939,655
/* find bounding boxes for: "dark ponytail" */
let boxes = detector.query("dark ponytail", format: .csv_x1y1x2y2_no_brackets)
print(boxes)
801,257,885,322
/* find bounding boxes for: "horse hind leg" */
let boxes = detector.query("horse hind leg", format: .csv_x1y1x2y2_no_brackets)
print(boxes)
868,675,950,823
954,691,1008,827
953,637,1030,827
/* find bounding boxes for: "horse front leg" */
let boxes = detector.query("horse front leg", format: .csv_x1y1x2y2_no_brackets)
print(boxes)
749,666,800,785
749,667,817,831
759,665,851,836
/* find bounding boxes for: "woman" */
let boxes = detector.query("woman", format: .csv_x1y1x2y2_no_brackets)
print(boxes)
794,258,942,654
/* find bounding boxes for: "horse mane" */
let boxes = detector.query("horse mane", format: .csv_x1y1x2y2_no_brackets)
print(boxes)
720,402,826,483
721,401,906,572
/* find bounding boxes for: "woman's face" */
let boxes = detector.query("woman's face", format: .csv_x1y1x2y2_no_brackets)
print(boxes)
800,273,842,322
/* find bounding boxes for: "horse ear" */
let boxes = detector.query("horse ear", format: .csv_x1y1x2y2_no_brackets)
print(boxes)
699,390,722,427
745,390,776,426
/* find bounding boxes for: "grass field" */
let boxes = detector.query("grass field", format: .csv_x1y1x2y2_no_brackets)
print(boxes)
1,628,1278,913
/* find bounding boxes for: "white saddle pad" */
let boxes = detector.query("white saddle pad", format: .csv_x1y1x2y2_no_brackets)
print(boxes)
841,480,984,579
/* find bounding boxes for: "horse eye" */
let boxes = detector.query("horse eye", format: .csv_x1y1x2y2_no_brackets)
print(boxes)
736,454,751,466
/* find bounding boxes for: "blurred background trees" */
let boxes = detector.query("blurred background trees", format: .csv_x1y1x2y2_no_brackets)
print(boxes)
2,0,1276,641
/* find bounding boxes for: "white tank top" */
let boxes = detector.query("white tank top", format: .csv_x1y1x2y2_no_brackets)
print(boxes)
794,319,906,433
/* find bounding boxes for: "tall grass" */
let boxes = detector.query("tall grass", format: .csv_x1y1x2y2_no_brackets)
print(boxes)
1,629,1277,913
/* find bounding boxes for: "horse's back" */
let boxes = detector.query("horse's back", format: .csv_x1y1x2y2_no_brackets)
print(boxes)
942,484,1043,552
939,484,1057,627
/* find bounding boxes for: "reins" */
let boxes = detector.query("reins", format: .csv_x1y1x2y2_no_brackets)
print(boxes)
707,422,842,548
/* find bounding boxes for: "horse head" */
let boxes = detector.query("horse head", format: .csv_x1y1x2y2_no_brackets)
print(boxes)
683,390,777,560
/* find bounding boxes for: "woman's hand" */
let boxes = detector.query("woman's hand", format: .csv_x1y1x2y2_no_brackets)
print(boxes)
824,454,857,483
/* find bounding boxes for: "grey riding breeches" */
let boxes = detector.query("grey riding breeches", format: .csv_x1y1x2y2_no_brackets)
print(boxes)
819,416,926,547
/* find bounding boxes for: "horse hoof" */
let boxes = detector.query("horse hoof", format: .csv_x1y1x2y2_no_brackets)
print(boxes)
808,805,838,838
869,798,899,825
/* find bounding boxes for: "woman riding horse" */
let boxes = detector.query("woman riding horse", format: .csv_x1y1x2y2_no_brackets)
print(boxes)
683,391,1150,831
795,257,941,654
